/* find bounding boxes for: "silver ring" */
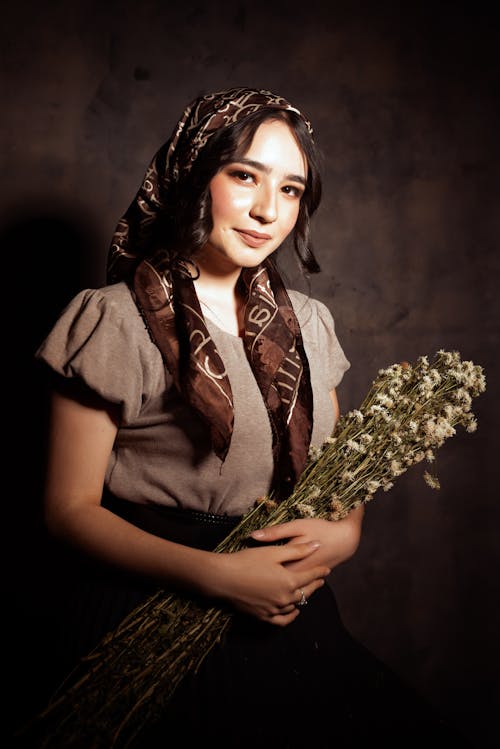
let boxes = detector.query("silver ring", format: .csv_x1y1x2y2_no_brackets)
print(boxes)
297,589,308,607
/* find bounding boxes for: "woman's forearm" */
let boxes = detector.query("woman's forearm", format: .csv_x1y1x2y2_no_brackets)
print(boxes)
46,500,224,595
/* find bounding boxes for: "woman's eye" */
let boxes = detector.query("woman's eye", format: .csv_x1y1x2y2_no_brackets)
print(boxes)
230,170,254,183
282,185,303,198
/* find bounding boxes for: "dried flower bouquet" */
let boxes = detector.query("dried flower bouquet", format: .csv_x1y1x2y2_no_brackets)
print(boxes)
22,350,485,748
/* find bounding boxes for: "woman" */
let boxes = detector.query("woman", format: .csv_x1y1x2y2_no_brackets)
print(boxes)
32,88,467,747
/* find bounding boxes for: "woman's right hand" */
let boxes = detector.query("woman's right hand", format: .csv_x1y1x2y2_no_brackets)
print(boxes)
207,541,331,626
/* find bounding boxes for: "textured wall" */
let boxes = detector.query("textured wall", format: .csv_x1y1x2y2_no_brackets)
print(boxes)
2,1,499,745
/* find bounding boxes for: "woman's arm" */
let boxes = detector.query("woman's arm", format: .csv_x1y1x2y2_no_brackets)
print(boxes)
249,388,365,572
43,385,331,625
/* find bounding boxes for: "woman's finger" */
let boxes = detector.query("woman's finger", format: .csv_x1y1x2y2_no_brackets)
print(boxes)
265,608,301,626
273,539,322,564
266,577,326,624
272,577,326,615
249,521,302,543
293,577,325,608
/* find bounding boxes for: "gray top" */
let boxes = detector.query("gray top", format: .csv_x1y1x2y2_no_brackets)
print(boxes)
36,282,350,515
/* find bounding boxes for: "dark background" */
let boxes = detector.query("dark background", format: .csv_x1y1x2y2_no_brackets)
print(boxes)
2,0,499,746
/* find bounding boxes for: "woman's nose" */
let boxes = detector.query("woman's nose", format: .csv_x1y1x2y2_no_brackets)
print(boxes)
250,184,278,224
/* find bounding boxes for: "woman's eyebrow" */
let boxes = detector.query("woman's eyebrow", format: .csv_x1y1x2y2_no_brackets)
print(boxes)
234,157,306,186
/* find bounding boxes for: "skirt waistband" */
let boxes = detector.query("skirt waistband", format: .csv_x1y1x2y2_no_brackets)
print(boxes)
142,502,242,527
101,491,242,551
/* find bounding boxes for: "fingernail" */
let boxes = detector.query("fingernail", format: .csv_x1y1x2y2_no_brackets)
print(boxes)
310,541,321,549
251,530,265,539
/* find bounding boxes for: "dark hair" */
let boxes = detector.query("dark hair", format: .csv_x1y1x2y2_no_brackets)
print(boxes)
157,108,323,274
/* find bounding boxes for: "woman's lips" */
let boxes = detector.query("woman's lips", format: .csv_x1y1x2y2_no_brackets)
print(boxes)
235,229,272,248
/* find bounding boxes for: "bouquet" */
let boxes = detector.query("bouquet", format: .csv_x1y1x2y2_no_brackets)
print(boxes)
21,350,485,748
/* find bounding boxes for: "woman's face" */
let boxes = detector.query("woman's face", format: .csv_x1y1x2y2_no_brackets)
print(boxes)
201,119,307,272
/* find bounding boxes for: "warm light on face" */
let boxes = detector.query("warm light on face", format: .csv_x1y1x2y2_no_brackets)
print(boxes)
202,119,308,272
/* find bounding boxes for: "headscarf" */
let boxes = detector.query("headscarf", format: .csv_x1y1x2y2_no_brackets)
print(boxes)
107,87,316,499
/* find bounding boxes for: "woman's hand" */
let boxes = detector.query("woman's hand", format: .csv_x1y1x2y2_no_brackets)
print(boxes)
248,505,365,574
208,502,363,625
210,540,331,626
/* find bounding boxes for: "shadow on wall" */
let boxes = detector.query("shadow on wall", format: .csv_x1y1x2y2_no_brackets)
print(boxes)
1,204,104,557
1,207,102,342
1,205,106,731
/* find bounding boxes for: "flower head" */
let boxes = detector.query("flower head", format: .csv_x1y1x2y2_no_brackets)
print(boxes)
423,471,440,490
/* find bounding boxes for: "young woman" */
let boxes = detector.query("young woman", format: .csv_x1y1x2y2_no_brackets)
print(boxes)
32,88,468,747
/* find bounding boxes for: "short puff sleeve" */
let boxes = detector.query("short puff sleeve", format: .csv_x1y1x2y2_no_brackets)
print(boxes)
289,290,351,390
35,282,165,424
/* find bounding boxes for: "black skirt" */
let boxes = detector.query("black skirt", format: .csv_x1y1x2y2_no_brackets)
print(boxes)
16,496,470,748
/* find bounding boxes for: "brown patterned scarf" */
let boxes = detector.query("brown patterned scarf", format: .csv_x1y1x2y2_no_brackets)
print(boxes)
107,88,315,498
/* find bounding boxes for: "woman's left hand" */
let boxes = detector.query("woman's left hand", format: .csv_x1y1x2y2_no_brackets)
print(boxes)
249,504,365,573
